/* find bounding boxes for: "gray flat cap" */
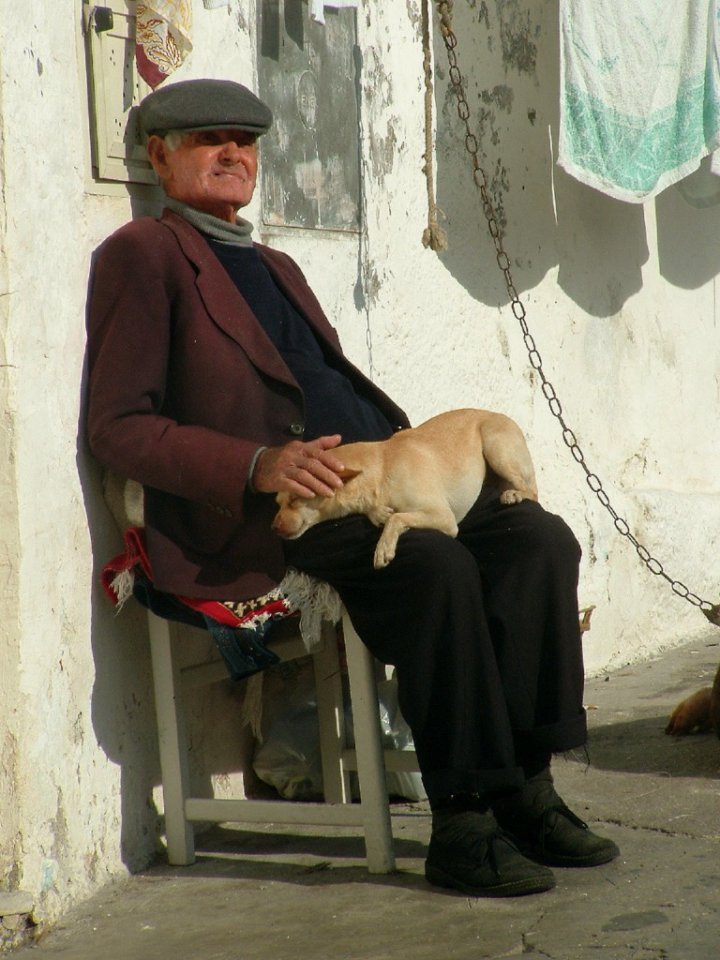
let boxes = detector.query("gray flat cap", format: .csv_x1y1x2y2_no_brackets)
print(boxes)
137,78,273,137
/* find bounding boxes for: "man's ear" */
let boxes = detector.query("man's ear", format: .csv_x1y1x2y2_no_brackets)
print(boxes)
146,135,170,179
338,466,362,482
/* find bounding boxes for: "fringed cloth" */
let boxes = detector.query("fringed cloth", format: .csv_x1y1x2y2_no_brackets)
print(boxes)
101,527,343,683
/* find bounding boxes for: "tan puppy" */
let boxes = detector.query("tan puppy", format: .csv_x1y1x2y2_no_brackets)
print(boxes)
272,408,538,569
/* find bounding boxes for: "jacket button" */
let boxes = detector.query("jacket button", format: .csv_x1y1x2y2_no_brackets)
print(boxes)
289,422,304,436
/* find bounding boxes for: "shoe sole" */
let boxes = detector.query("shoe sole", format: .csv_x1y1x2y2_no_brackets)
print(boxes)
425,862,556,898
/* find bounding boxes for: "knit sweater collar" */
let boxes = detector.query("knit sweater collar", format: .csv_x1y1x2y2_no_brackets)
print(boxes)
164,197,254,246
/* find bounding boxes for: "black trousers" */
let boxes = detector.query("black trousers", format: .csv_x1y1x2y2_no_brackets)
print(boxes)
282,486,587,805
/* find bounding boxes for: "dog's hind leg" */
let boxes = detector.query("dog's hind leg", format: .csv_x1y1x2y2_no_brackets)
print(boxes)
481,419,539,503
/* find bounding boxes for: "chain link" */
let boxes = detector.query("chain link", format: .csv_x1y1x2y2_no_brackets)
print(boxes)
434,1,717,621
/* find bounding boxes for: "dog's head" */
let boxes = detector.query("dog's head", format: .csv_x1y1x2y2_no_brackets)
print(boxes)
272,468,361,540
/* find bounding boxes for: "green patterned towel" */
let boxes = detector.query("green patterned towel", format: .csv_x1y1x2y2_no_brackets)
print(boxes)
559,0,720,202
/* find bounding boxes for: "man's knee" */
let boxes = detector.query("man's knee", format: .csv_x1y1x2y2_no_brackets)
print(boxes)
518,503,582,566
395,528,481,586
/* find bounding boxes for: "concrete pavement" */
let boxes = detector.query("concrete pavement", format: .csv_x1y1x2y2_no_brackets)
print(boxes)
11,630,720,960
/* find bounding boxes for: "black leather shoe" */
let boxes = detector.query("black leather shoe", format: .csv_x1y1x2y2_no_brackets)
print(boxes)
425,808,556,897
493,768,620,868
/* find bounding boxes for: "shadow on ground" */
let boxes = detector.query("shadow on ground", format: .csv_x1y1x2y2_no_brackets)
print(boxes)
145,823,429,888
586,714,720,778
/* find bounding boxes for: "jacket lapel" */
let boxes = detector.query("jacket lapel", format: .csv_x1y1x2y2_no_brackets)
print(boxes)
160,211,298,388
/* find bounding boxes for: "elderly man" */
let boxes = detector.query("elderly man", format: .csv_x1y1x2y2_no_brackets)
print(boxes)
86,78,619,898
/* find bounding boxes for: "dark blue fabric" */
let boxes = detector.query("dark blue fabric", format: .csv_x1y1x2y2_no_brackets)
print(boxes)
200,616,280,680
132,574,280,681
208,240,394,444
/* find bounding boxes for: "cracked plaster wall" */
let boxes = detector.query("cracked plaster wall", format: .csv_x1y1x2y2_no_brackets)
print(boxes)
0,0,719,928
0,0,265,927
0,41,23,902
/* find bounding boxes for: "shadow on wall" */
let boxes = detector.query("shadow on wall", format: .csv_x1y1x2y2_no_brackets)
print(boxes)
77,253,257,874
430,0,720,319
656,184,720,290
77,431,164,873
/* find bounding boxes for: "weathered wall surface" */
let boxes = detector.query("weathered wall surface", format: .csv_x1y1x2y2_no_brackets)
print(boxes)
338,0,720,676
0,38,24,912
0,0,718,929
0,0,267,927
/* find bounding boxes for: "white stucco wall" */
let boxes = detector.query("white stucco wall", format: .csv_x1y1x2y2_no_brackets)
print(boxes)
359,0,720,677
0,0,718,927
0,0,267,924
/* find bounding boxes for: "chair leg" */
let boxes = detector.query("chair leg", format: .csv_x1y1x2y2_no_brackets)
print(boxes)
148,612,195,865
312,622,351,803
342,611,396,873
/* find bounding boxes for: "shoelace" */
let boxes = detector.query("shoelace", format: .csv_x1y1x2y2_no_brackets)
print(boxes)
464,827,523,878
537,803,588,854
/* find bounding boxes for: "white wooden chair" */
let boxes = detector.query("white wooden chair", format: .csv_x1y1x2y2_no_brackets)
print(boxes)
148,606,420,874
101,474,418,872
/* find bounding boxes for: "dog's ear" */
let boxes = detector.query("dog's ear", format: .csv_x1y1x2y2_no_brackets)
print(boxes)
338,466,362,482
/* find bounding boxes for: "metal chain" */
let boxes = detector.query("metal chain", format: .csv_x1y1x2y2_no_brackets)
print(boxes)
434,1,719,624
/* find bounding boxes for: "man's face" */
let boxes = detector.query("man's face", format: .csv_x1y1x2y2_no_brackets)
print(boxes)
147,129,259,222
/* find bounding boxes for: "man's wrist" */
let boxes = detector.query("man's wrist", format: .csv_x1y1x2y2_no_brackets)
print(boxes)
247,445,268,493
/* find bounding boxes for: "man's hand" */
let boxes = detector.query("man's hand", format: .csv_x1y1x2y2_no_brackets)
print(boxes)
252,435,345,498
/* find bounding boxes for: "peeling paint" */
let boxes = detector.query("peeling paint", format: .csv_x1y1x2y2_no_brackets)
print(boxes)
368,122,398,183
480,84,514,113
50,789,69,866
405,0,421,31
364,49,393,111
364,263,382,305
584,516,598,565
496,0,539,76
496,325,511,360
235,6,248,33
39,860,58,896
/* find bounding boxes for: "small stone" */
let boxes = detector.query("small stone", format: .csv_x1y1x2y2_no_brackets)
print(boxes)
0,891,35,917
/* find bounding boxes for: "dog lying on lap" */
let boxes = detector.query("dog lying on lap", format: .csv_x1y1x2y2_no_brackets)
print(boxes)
272,408,538,570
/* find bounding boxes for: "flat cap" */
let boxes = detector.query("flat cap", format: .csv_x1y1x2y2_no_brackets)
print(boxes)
137,78,273,137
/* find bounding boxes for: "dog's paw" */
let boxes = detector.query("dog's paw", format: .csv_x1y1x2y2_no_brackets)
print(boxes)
368,504,395,528
373,539,397,569
373,546,395,569
665,687,713,735
499,489,524,505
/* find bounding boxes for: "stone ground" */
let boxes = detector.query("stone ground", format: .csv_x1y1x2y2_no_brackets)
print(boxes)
8,631,720,960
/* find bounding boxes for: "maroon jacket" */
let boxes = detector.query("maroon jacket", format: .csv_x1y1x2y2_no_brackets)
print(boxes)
86,210,409,599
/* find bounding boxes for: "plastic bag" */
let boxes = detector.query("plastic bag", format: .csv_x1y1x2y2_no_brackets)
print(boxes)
252,660,426,802
374,677,426,801
251,658,324,800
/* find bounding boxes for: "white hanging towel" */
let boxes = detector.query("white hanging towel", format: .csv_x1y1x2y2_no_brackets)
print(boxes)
558,0,720,202
310,0,358,27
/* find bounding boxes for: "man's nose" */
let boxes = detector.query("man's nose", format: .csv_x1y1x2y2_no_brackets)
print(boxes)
219,140,248,162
